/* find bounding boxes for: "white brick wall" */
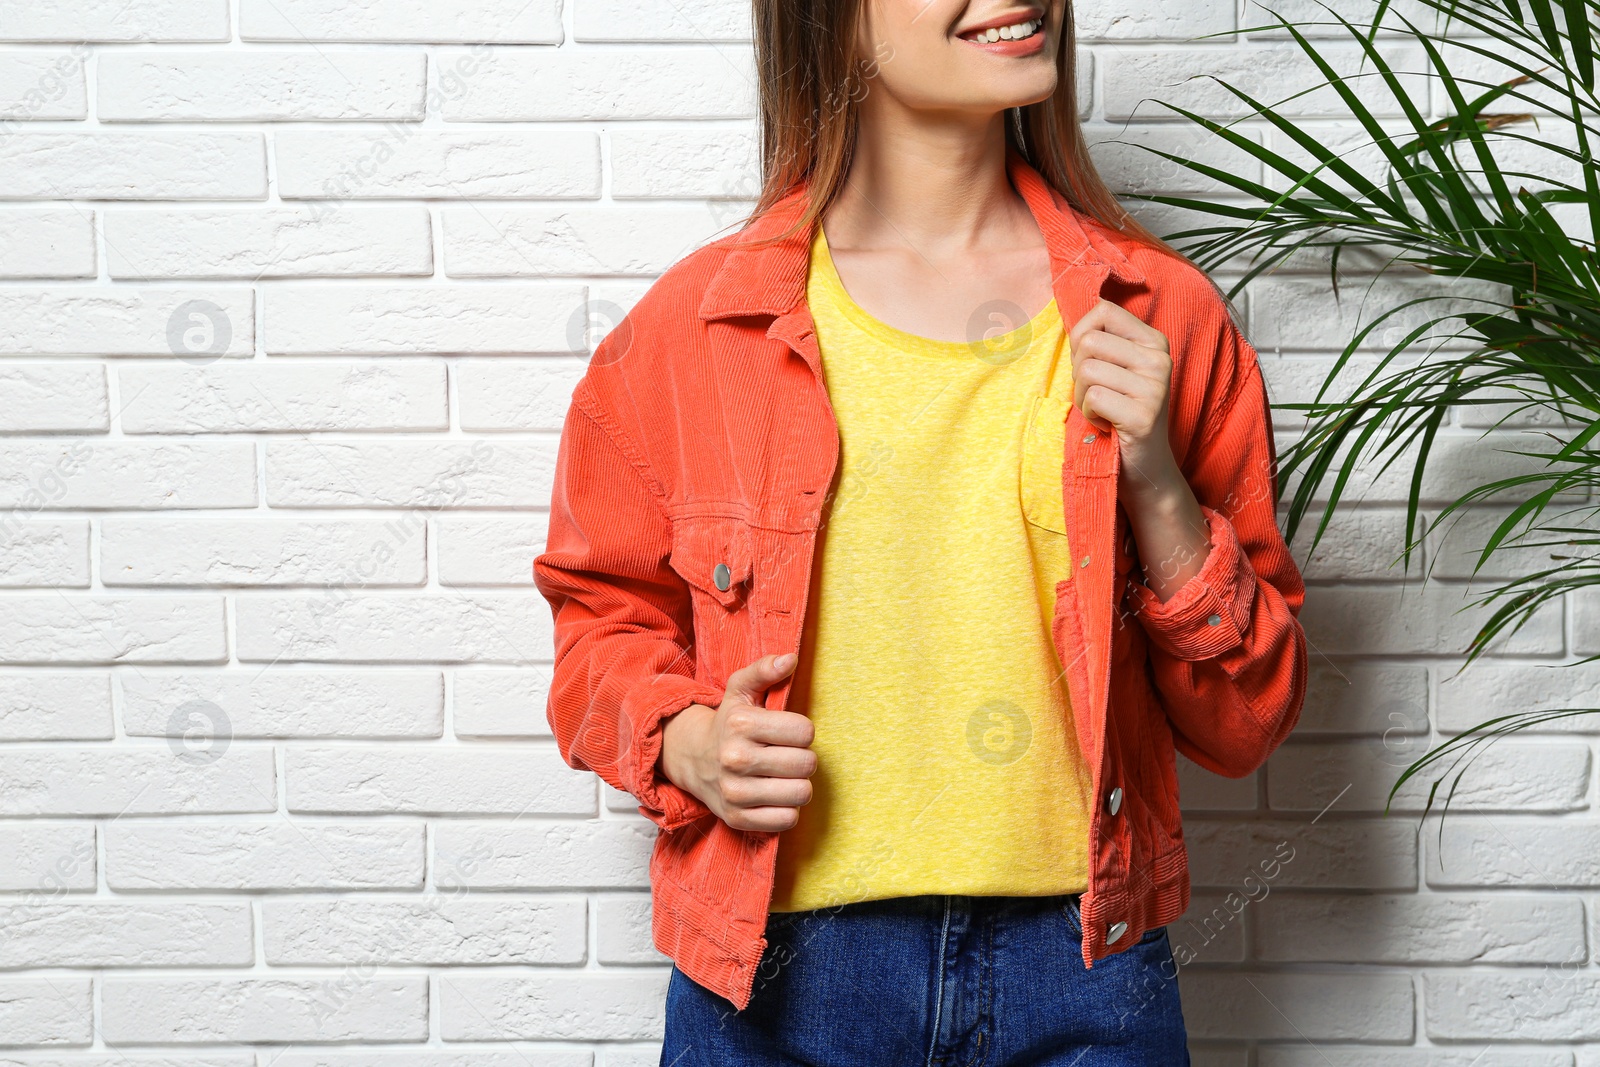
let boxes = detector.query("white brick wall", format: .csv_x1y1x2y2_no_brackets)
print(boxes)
0,0,1591,1060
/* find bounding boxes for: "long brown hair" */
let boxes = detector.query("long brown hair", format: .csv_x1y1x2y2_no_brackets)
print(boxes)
739,0,1185,263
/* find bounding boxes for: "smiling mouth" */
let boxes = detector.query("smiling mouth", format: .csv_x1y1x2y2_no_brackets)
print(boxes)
958,16,1044,44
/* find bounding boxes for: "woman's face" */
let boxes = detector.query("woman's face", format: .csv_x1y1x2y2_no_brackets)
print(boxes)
854,0,1065,117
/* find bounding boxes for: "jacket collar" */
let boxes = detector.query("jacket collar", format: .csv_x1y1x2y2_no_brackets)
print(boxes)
697,144,1146,323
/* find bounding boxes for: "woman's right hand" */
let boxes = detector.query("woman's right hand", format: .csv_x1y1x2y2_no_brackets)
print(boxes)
659,652,816,832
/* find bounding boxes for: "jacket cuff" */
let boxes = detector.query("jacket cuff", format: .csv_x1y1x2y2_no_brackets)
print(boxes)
1127,504,1258,661
627,673,724,831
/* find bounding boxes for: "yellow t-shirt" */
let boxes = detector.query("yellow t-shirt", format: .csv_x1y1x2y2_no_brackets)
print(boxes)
769,226,1094,913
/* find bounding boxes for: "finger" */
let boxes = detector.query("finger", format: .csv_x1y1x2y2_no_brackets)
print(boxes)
731,708,814,748
722,772,813,811
722,652,797,708
725,805,806,833
1073,355,1163,408
1072,330,1170,375
1069,299,1167,354
1077,384,1145,433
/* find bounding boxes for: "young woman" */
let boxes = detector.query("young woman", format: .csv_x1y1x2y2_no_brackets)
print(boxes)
534,1,1308,1062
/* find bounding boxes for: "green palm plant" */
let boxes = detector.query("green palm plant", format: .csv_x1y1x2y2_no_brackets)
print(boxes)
1125,0,1600,820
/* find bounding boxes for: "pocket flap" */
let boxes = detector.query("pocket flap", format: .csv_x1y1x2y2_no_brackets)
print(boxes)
668,517,754,608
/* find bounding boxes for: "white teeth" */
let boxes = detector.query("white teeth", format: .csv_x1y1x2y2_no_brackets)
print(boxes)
971,18,1040,43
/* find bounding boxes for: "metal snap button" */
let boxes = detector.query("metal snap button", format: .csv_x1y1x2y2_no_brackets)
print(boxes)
1207,613,1222,626
1079,555,1090,569
1107,921,1128,945
1107,786,1123,816
1082,433,1097,444
713,563,732,591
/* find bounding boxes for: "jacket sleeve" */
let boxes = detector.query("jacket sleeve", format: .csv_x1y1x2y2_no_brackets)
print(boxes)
1124,312,1308,778
532,384,723,831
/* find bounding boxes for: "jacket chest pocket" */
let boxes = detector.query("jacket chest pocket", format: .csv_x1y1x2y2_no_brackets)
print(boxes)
1020,394,1069,536
667,516,755,687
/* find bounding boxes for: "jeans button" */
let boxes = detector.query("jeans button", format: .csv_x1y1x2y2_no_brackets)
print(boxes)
713,563,732,591
1107,921,1128,945
1107,786,1123,816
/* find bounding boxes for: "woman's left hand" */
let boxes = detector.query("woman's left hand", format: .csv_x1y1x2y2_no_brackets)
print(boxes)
1067,299,1183,497
1068,299,1211,598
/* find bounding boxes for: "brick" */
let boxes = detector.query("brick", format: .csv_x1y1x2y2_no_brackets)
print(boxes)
0,746,273,814
0,289,253,357
452,668,555,738
1574,590,1600,656
1086,125,1261,195
1075,0,1235,39
1261,1050,1569,1066
0,50,86,119
263,440,553,508
0,671,108,741
119,360,447,433
271,1054,587,1067
575,0,750,41
98,51,425,122
0,2,228,42
284,745,593,814
1436,663,1600,735
442,204,734,276
1298,583,1562,655
1186,819,1415,889
0,596,226,664
436,48,754,121
100,977,427,1043
596,893,662,964
0,365,107,430
0,206,94,276
272,1049,592,1067
0,519,88,587
0,978,92,1045
1268,740,1590,813
1249,274,1500,352
241,0,562,42
263,284,583,355
434,820,654,888
435,515,547,586
1294,661,1428,736
263,897,585,964
119,670,442,738
1424,505,1564,581
1426,972,1600,1040
1179,971,1414,1040
1427,819,1600,888
1103,45,1425,121
1290,508,1417,581
610,126,759,198
1177,754,1257,811
103,517,428,587
439,973,667,1041
456,357,585,431
105,206,432,279
0,133,265,198
0,821,96,890
1167,892,1248,965
1254,893,1585,963
106,820,423,889
277,129,598,199
0,441,255,510
237,591,555,664
0,902,252,967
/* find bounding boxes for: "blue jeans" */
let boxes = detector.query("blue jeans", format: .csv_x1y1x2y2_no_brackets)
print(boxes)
660,893,1190,1065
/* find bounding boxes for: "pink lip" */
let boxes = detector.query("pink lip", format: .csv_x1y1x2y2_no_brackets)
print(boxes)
959,25,1046,57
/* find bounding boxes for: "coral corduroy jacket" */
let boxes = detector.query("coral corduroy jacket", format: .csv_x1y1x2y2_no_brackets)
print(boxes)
533,147,1308,1011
